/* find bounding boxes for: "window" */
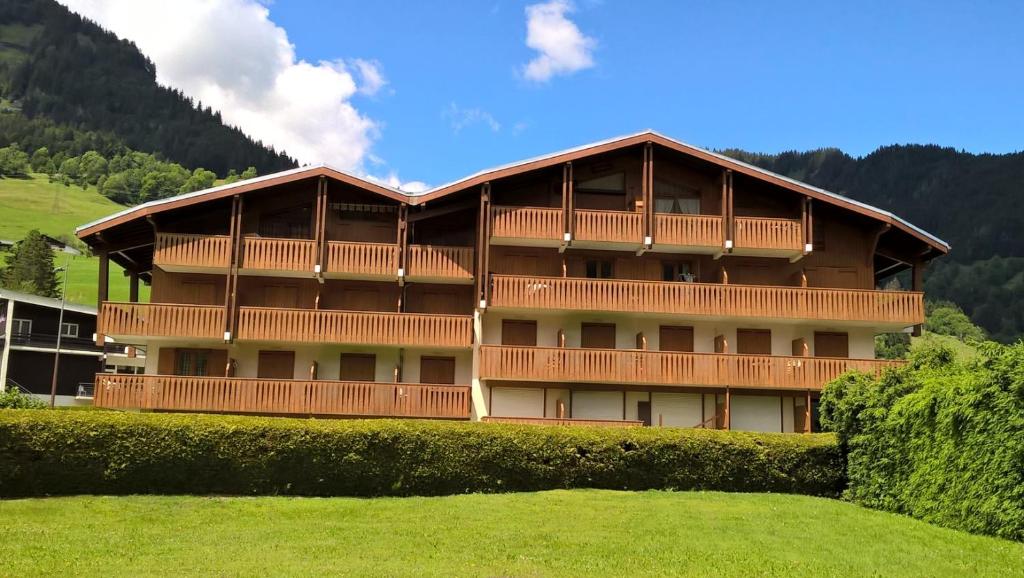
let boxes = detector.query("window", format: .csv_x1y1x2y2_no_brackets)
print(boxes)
662,261,694,282
60,322,79,338
736,329,772,355
654,180,701,215
501,320,538,346
581,323,616,349
585,259,613,279
175,349,210,376
257,351,296,379
577,173,625,192
420,356,456,385
258,206,312,239
11,318,31,336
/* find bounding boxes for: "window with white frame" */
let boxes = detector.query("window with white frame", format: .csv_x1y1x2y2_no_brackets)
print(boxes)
11,318,31,336
60,322,79,338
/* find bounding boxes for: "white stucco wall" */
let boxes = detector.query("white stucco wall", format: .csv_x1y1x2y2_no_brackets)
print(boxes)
731,394,783,432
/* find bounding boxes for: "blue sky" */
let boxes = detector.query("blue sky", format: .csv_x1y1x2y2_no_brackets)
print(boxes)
64,0,1024,186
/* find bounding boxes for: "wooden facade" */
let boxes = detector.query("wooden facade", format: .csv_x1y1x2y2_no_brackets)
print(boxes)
80,131,947,427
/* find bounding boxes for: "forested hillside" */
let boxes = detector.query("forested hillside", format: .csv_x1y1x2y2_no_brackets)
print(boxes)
722,146,1024,342
0,0,296,176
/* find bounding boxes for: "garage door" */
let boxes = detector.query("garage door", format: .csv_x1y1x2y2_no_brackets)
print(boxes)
490,387,544,418
572,391,623,420
730,395,782,432
651,393,702,427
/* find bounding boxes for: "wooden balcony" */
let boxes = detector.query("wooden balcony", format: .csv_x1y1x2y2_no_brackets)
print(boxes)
489,275,924,327
325,241,398,279
480,345,903,390
482,416,643,428
490,206,562,245
407,245,474,282
573,209,644,245
236,307,473,347
153,232,231,271
241,237,316,273
99,302,225,341
734,217,803,256
94,373,471,419
653,214,723,250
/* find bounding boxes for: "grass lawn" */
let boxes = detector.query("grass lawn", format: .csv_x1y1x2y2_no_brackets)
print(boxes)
0,173,145,305
1,491,1020,577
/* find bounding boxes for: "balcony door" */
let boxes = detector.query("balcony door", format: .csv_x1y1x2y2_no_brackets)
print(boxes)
814,332,849,358
502,320,537,346
420,356,456,384
659,326,694,352
159,348,226,377
736,329,772,355
340,353,376,382
581,323,616,349
258,350,295,379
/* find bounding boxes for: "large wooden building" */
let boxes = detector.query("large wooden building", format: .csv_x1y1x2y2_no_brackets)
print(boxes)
76,131,947,431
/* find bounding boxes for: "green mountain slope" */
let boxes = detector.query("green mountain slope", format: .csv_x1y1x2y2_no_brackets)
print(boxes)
0,0,296,176
0,173,143,305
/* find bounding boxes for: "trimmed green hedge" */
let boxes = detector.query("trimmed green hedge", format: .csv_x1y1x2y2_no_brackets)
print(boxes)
821,341,1024,541
0,410,842,497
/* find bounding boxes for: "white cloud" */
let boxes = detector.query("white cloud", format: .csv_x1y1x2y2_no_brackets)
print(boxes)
522,0,596,82
443,102,501,133
58,0,385,171
365,172,430,194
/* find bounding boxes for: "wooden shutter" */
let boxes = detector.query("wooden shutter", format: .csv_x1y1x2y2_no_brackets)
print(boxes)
257,351,295,379
158,347,176,375
659,326,694,352
420,356,456,384
581,323,616,349
340,353,376,381
736,329,772,355
814,332,849,358
206,349,228,377
501,320,538,346
264,285,299,308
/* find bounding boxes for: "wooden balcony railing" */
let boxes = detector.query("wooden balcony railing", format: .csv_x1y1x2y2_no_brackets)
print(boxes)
483,416,644,428
153,233,231,269
407,245,474,280
241,237,316,272
573,209,644,244
489,275,924,325
236,307,473,347
326,241,398,277
99,302,225,340
490,206,562,241
734,217,803,252
93,373,471,419
480,345,903,390
653,214,723,248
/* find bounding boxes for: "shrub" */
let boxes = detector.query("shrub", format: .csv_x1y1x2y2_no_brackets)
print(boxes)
0,388,46,409
820,340,1024,541
0,410,843,498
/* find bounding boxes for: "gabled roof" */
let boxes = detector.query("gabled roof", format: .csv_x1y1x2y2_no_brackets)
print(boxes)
76,130,949,253
0,288,97,316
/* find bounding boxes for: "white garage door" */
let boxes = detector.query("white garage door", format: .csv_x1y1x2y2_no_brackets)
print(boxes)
572,391,623,420
651,393,702,427
731,395,782,432
491,387,544,418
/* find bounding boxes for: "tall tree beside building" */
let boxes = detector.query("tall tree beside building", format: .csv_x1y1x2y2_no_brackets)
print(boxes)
1,230,59,297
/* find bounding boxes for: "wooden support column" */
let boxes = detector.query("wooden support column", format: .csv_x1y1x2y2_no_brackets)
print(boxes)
561,162,571,244
635,332,647,350
224,195,244,342
641,142,654,247
806,198,813,252
475,183,492,308
397,203,409,284
724,387,731,430
804,390,813,433
726,170,735,251
314,176,328,276
566,162,575,240
95,249,109,345
911,258,926,336
128,271,139,303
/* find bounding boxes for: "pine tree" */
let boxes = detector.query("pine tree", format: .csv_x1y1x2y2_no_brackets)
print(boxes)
1,230,59,298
